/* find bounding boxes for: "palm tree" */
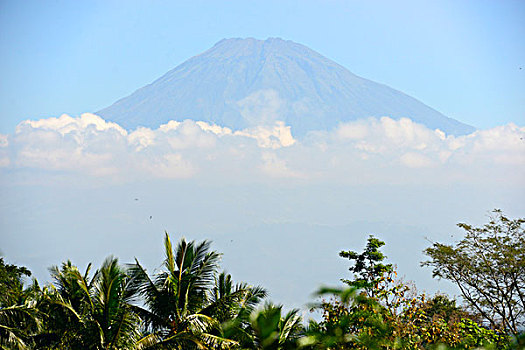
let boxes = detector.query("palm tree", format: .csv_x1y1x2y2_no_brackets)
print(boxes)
129,233,240,349
39,257,140,349
91,257,141,349
206,272,267,322
0,258,41,349
206,272,268,348
244,303,304,350
0,297,40,349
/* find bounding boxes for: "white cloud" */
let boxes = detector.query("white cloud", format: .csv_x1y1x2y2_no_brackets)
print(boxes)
2,114,524,185
141,153,195,179
164,120,218,150
17,113,127,136
234,121,295,149
196,121,232,136
336,121,369,140
159,120,181,132
400,152,435,168
335,117,446,154
128,127,156,151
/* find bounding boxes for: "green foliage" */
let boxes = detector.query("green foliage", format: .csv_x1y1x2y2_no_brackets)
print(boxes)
309,237,400,349
310,234,516,350
0,258,41,350
244,303,303,350
1,212,522,349
306,287,392,349
421,294,470,323
35,256,141,349
393,293,511,349
339,236,393,298
129,233,230,349
0,258,31,308
423,209,525,335
207,271,267,325
129,232,268,349
457,318,510,349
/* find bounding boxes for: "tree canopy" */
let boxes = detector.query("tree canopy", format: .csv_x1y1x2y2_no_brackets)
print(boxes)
1,210,523,349
423,209,525,336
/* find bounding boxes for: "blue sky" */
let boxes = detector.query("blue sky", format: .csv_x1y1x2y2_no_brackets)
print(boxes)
1,0,524,133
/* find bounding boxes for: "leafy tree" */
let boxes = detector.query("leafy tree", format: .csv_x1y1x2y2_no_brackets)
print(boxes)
394,293,510,349
310,236,400,349
339,235,393,299
422,209,525,336
311,235,514,350
339,236,411,318
307,286,391,350
420,294,469,323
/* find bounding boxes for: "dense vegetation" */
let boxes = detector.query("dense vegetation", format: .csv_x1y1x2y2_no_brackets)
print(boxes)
1,210,523,349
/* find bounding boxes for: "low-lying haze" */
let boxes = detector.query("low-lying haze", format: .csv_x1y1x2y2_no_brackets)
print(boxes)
1,114,524,310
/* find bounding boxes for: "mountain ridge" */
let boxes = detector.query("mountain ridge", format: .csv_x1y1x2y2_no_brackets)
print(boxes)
98,37,475,136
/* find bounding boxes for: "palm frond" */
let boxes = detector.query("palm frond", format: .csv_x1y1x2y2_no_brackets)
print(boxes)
164,232,177,276
199,332,239,349
279,309,303,345
183,313,219,333
128,259,161,302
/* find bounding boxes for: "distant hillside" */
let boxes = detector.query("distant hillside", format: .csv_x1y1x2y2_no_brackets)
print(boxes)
98,37,474,136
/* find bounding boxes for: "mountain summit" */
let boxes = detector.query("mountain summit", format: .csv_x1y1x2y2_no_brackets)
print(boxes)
98,37,474,136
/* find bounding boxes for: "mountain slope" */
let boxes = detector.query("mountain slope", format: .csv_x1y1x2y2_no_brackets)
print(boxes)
97,37,474,136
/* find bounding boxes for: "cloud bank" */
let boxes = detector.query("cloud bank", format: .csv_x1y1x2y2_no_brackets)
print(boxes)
1,113,523,185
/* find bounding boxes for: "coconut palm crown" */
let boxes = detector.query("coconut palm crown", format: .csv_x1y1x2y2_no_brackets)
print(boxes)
129,233,241,349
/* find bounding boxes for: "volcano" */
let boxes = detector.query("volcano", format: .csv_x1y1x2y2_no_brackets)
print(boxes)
98,37,474,136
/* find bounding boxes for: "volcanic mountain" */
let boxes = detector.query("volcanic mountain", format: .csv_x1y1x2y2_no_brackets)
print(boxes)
98,37,474,136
